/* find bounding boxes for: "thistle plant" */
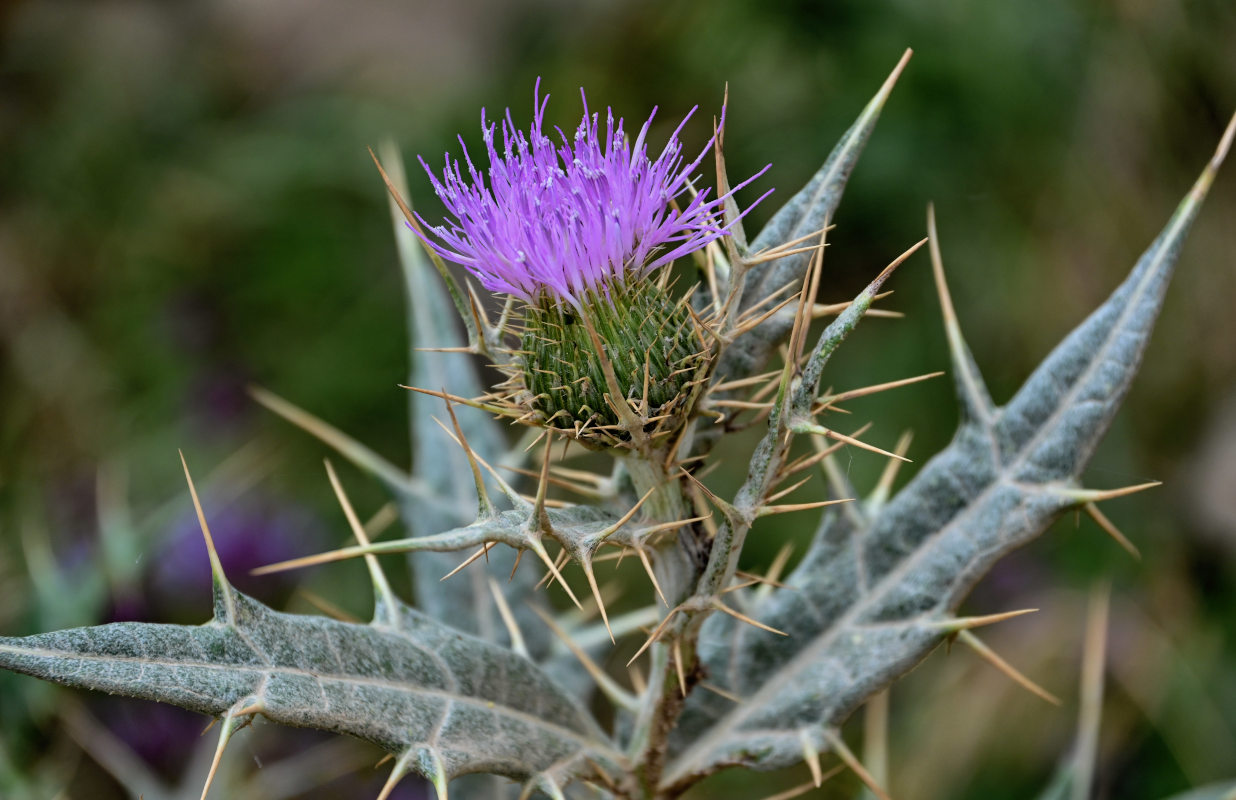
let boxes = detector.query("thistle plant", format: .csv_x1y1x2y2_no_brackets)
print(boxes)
2,50,1234,800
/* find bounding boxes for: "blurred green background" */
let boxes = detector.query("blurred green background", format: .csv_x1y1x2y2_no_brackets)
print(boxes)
1,0,1234,798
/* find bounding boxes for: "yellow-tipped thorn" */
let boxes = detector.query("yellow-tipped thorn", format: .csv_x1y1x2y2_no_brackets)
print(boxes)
1084,502,1142,560
700,682,743,704
375,751,413,800
442,398,496,518
822,728,893,800
532,553,556,590
502,464,604,499
680,469,740,522
430,415,524,505
764,542,795,586
296,588,361,623
810,289,896,318
757,498,854,517
1073,581,1112,800
412,345,476,353
743,241,827,267
799,729,823,786
252,545,369,576
324,459,398,624
200,703,254,800
531,541,582,609
1060,481,1161,503
929,608,1039,633
488,578,529,659
709,398,777,410
735,570,790,590
782,436,850,477
401,384,521,419
640,515,710,541
465,280,492,332
957,629,1061,705
869,430,915,509
517,493,570,509
248,386,411,494
786,223,829,367
523,427,550,454
442,543,496,581
581,560,614,644
364,502,399,540
765,474,813,504
749,542,797,602
710,599,788,636
758,769,845,800
732,293,801,337
529,605,636,710
532,434,554,532
626,606,682,667
635,545,669,608
711,369,783,393
881,48,914,105
870,236,927,289
586,758,618,791
628,664,648,695
797,423,911,463
179,451,234,625
822,372,944,406
598,486,657,542
535,548,571,591
673,637,688,697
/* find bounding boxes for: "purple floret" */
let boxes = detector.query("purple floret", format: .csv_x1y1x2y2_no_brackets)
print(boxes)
414,80,770,308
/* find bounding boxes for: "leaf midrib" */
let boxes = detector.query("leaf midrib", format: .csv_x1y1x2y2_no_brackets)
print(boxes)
0,640,601,748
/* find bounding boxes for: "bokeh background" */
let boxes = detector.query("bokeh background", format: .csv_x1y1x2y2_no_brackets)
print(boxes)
1,0,1235,798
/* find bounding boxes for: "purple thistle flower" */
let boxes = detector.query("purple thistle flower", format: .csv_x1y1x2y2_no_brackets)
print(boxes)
414,80,771,308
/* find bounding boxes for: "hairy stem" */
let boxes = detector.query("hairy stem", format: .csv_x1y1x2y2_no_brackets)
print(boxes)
620,453,688,523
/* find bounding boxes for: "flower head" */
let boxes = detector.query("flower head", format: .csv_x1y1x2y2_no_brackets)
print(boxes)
415,80,766,308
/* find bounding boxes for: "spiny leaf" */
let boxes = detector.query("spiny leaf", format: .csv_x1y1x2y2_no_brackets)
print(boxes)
662,119,1231,788
0,588,621,790
717,48,911,384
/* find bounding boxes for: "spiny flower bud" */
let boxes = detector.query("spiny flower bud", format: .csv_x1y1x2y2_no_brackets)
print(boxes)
520,280,708,441
414,81,768,447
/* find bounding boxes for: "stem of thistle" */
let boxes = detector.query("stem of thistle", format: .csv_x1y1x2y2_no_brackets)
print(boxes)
619,453,687,523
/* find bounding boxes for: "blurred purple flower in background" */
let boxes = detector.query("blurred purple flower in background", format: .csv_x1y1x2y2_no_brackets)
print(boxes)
151,495,325,616
414,80,771,307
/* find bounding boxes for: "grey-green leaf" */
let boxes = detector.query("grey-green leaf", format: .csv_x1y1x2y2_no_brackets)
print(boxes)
663,122,1231,787
0,588,619,788
716,50,910,384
